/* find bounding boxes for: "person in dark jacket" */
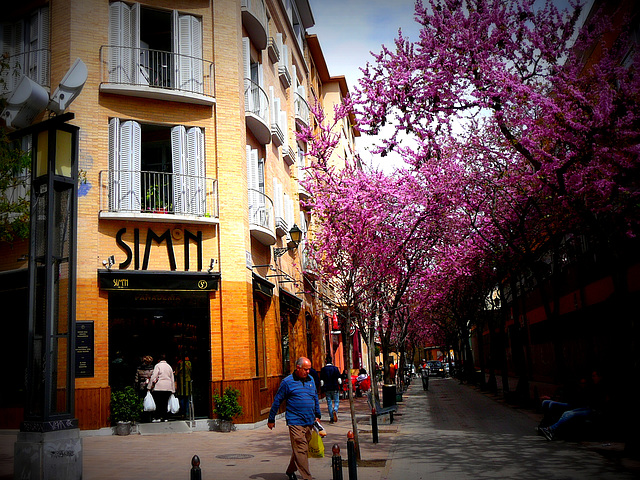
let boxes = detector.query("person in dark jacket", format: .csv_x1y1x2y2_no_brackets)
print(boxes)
320,354,342,422
268,357,321,480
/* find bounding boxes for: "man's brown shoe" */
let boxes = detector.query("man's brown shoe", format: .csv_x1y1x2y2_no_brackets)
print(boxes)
333,411,338,423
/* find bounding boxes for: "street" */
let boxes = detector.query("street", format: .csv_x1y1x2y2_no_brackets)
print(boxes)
0,378,637,479
382,377,636,480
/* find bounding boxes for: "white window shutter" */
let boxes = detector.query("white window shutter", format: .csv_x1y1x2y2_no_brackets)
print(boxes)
30,7,49,87
242,37,253,112
108,118,120,211
272,178,280,219
247,145,255,222
120,120,141,211
175,14,202,93
280,110,288,150
187,127,205,215
171,125,188,214
131,3,141,85
109,2,136,84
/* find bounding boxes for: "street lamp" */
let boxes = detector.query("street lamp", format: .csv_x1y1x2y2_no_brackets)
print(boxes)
273,224,303,258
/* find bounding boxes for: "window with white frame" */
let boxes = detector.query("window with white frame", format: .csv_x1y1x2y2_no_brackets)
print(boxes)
108,118,205,215
108,1,203,92
0,6,50,94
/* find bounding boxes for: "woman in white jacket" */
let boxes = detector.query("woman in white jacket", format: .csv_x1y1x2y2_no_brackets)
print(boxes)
148,354,175,422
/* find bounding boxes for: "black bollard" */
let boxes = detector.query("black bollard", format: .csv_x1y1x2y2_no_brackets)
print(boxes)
332,444,343,480
347,431,358,480
190,455,202,480
371,407,378,444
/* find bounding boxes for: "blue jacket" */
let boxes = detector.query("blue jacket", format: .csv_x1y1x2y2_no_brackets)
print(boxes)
268,372,321,426
320,363,341,392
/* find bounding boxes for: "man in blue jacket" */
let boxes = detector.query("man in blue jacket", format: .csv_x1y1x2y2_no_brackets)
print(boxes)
268,356,321,480
320,354,342,422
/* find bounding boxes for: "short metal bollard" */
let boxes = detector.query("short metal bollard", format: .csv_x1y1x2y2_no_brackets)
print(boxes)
347,431,358,480
332,444,343,480
371,407,379,444
190,455,202,480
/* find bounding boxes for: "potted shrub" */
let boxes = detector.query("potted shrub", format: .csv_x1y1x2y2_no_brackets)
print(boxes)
212,387,243,432
111,386,143,435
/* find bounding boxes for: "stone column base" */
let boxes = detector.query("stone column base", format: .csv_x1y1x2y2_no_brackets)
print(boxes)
14,428,82,480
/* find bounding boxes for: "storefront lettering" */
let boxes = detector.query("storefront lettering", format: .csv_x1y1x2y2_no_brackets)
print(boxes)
112,278,128,288
115,228,203,271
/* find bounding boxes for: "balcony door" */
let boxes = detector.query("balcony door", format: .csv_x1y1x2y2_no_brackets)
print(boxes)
109,2,202,92
109,119,205,214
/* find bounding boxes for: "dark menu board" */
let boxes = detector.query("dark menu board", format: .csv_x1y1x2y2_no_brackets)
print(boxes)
75,321,94,377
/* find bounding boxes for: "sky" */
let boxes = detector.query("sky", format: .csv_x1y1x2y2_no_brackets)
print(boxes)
305,0,593,172
307,0,421,170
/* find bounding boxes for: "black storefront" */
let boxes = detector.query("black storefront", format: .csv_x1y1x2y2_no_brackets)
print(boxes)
99,270,219,419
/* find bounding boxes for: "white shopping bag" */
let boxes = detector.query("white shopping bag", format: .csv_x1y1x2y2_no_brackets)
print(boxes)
143,391,156,412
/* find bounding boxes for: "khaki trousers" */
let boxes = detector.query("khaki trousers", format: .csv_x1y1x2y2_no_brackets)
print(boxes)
286,424,313,479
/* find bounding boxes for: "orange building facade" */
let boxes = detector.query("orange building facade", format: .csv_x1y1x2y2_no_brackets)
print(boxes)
0,0,358,430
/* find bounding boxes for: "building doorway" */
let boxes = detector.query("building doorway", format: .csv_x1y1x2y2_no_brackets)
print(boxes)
108,291,210,419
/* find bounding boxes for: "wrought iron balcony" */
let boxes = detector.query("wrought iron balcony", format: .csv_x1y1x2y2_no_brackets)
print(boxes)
244,78,271,144
241,0,268,51
99,45,215,105
98,169,218,223
249,188,276,245
294,91,310,130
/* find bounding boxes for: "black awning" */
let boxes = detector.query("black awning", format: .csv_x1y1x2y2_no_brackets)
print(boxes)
0,268,28,292
98,270,220,292
253,273,275,299
279,287,302,314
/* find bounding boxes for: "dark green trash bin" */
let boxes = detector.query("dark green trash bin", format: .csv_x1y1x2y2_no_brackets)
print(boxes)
382,384,397,408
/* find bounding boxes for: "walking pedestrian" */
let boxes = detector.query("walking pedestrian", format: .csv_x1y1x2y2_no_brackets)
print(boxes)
268,357,322,480
148,354,175,422
320,354,342,422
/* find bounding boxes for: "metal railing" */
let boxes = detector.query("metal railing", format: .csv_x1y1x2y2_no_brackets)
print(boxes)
0,49,50,95
99,169,218,218
99,45,214,98
294,91,310,127
248,188,274,232
244,78,269,125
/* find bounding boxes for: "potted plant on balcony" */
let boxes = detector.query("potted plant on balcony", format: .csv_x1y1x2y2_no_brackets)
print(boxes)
212,387,243,432
111,386,143,435
145,183,170,213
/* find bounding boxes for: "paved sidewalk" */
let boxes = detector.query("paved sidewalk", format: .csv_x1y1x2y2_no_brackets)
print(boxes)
2,380,639,479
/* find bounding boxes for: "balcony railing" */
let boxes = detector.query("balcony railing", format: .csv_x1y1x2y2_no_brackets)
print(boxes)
99,170,218,220
249,188,276,245
301,242,318,279
0,49,50,96
99,45,215,104
294,92,310,130
241,0,268,50
244,78,270,144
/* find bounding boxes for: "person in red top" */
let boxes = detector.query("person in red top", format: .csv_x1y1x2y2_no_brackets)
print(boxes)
389,361,397,383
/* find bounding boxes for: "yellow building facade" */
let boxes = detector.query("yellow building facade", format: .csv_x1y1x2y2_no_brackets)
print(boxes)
0,0,358,430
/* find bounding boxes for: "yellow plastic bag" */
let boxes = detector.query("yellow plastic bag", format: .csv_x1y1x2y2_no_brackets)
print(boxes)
308,430,325,458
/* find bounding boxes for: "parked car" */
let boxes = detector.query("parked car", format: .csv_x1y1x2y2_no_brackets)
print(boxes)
427,361,445,377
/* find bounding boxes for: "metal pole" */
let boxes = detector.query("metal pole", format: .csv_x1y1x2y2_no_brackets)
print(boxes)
190,455,202,480
331,444,343,480
347,431,357,480
371,408,378,444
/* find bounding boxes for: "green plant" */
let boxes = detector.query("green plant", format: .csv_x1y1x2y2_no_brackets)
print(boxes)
110,386,142,424
212,387,243,421
144,182,170,211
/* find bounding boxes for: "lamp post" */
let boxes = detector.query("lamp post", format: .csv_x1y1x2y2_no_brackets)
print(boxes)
14,114,81,480
273,224,303,258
